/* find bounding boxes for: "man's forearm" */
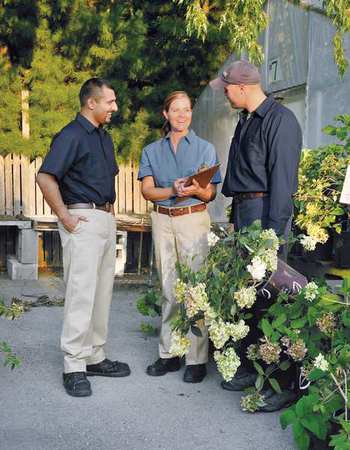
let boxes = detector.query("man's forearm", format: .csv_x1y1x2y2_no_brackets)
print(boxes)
36,173,68,220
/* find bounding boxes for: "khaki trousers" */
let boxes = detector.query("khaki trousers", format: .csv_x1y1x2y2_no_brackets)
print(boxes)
58,209,116,373
151,209,210,365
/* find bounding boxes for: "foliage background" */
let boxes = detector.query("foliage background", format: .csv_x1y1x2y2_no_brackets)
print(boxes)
0,0,229,161
0,1,349,162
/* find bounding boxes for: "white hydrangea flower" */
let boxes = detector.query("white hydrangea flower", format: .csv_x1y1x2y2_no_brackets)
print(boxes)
203,305,217,326
208,231,220,247
300,235,318,251
247,256,266,281
234,286,257,309
260,228,279,251
214,347,241,381
169,330,191,357
174,279,187,303
259,249,278,272
304,282,319,302
314,353,329,372
227,320,249,342
185,283,208,318
209,319,231,349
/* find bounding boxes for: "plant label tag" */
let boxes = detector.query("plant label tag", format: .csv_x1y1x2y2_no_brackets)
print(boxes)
340,165,350,205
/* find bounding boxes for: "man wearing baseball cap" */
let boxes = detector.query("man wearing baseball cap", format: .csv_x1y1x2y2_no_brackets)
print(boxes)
210,60,302,411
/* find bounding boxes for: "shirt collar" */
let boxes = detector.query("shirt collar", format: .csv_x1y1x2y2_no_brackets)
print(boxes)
76,113,99,134
254,95,275,118
164,129,195,144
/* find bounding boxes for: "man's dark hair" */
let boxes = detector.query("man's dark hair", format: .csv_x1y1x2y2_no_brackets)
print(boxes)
79,78,114,107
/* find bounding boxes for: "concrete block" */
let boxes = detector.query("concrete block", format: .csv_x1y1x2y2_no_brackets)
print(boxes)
16,229,38,264
115,230,127,277
7,256,38,281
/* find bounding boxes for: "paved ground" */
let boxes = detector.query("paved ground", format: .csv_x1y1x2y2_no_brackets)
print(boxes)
0,274,296,450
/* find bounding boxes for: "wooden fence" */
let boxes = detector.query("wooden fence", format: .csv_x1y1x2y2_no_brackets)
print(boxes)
0,154,151,218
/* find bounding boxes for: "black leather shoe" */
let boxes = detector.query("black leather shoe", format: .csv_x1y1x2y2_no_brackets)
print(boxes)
183,364,207,383
221,372,257,391
259,388,297,412
86,359,131,377
63,372,92,397
146,357,181,376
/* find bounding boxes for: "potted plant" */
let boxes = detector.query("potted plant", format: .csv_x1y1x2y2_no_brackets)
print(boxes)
293,114,350,264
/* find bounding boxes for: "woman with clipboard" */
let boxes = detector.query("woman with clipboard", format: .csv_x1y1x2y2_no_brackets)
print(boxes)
138,91,221,383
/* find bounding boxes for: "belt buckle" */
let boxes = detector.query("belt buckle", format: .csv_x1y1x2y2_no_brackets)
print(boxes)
169,208,175,217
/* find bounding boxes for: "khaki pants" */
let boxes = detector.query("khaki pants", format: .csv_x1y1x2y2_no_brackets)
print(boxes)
58,209,116,373
151,209,210,365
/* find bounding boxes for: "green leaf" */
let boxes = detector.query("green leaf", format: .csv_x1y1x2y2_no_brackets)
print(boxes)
253,361,264,375
268,377,282,394
290,318,307,329
295,429,310,450
272,313,287,328
300,415,327,440
255,374,264,391
261,319,273,338
308,368,326,382
280,408,296,429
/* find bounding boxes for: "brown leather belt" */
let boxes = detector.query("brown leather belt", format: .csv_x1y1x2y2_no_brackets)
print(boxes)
154,203,207,217
232,192,268,203
67,202,112,213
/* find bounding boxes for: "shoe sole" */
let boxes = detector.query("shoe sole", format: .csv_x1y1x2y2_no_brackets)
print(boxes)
146,366,181,376
64,388,92,397
259,397,297,413
86,369,131,377
183,377,206,383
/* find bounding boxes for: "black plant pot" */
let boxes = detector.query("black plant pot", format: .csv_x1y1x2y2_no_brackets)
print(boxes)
291,236,334,262
258,258,308,301
333,230,350,268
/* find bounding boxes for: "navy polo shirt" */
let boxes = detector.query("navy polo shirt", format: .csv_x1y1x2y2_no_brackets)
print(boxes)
39,113,118,205
138,129,221,207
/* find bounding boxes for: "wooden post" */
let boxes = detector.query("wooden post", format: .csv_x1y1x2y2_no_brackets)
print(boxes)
13,154,21,215
21,89,30,139
0,156,5,215
4,154,13,216
125,160,133,213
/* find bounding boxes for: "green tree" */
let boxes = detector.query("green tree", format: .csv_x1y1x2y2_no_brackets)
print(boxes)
175,0,350,76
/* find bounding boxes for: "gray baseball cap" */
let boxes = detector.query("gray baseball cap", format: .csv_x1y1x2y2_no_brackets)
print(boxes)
210,60,261,90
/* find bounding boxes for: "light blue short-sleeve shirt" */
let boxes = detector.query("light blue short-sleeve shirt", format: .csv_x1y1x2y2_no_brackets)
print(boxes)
138,129,222,207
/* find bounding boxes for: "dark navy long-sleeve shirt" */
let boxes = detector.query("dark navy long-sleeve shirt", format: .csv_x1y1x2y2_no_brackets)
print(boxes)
222,96,302,235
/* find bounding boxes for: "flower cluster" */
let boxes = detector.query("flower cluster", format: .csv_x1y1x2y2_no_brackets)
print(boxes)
258,338,281,365
300,234,318,251
247,256,266,281
169,330,191,357
258,249,278,273
214,347,241,381
303,281,319,302
313,353,329,372
240,391,266,413
246,344,259,361
185,283,208,318
316,312,336,335
207,231,220,247
209,319,249,349
260,229,280,252
234,286,257,309
284,338,308,362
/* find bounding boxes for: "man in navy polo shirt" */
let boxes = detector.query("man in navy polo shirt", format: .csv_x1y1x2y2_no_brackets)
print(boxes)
37,78,131,397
